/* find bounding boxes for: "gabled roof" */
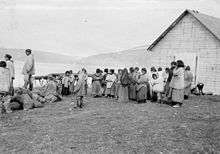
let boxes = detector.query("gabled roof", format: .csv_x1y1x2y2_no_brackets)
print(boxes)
147,9,220,51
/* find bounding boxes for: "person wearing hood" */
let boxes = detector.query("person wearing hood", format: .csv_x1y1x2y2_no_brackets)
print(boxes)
4,54,15,95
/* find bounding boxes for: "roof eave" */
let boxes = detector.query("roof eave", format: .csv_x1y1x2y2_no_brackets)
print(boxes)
147,9,190,51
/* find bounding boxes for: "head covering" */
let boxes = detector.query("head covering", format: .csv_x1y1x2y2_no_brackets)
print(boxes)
120,68,130,86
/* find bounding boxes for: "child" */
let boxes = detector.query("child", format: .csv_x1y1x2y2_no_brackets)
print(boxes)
61,71,70,96
151,73,164,103
71,74,84,109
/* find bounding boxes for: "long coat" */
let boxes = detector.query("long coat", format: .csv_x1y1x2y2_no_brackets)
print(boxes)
170,68,185,90
22,54,35,75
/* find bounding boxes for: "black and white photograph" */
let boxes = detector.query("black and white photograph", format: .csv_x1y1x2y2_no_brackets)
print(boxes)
0,0,220,153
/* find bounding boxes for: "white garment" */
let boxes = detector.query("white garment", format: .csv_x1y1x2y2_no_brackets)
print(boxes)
22,54,35,75
106,74,117,88
158,71,163,79
0,67,10,92
62,76,70,88
6,60,15,80
152,76,164,92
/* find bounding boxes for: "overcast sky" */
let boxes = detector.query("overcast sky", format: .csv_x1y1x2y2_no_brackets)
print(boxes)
0,0,220,57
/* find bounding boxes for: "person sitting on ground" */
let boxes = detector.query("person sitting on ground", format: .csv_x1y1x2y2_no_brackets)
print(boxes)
197,83,204,95
61,71,71,96
39,77,47,87
151,73,164,103
34,75,62,104
105,69,117,98
3,87,43,113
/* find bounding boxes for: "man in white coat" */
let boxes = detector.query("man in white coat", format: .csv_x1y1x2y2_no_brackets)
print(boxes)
22,49,35,91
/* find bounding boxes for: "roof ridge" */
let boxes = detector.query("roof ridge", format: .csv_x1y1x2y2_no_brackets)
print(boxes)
147,9,220,51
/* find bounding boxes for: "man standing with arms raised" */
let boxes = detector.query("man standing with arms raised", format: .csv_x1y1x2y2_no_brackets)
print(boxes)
22,49,35,91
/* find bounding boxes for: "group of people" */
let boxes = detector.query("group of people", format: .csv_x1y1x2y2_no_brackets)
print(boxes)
0,49,62,113
90,60,193,107
1,48,195,115
0,49,35,95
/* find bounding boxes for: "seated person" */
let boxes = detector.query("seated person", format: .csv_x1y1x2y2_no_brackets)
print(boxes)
34,75,61,103
2,87,43,113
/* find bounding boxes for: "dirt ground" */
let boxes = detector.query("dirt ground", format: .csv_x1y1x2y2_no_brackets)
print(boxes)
0,94,220,154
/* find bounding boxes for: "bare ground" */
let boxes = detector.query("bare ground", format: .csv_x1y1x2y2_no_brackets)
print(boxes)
0,95,220,154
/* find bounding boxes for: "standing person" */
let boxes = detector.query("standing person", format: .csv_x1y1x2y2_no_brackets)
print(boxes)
136,68,149,103
169,60,185,108
134,67,141,80
71,69,87,109
69,70,75,94
115,69,123,100
163,68,170,95
0,61,10,93
128,67,137,101
4,54,15,95
105,69,117,98
61,71,71,96
22,49,35,91
101,68,108,96
118,68,130,103
165,61,177,97
91,69,103,97
151,73,164,103
184,66,193,99
78,68,88,96
157,67,163,78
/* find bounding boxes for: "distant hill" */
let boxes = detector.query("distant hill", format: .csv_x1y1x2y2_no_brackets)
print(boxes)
0,48,78,64
75,45,151,72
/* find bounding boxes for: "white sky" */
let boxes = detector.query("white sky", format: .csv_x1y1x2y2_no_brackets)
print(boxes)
0,0,220,57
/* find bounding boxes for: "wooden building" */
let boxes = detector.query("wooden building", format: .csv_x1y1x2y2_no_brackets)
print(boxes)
147,9,220,94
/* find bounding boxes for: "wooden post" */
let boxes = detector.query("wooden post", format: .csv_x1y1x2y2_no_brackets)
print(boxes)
194,55,198,85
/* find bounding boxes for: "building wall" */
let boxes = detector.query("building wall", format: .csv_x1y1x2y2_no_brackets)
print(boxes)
149,13,220,94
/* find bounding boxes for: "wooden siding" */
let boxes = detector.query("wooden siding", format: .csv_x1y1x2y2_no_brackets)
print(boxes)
149,14,220,94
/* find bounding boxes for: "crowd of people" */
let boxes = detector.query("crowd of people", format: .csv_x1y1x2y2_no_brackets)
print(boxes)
89,60,194,108
1,49,195,114
55,60,194,108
